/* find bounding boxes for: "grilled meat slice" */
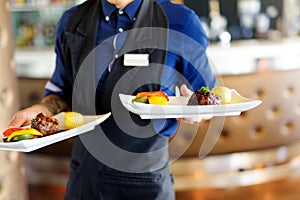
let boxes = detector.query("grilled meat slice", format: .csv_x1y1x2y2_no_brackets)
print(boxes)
31,113,59,136
188,90,221,105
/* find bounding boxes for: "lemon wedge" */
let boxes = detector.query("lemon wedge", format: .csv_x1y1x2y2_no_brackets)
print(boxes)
64,112,85,129
212,86,232,104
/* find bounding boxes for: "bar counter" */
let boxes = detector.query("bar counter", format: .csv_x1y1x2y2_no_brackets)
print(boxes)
15,37,300,79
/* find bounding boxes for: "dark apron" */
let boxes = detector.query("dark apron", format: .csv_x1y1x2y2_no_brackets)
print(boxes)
62,0,175,199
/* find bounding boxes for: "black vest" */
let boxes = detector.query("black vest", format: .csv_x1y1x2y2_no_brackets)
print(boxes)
62,0,171,163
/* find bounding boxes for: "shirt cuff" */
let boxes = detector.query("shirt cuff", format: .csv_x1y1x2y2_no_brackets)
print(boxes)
45,81,63,93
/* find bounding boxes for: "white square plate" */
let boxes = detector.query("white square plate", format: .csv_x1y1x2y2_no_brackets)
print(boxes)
119,90,262,119
0,112,111,152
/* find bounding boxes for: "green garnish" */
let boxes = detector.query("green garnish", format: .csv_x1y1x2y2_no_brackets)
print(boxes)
198,86,211,93
30,117,35,125
30,113,39,125
132,96,148,103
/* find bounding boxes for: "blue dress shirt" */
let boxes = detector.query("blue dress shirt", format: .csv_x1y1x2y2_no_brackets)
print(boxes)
45,0,216,137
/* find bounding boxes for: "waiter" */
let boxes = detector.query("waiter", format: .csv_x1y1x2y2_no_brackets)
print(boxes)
8,0,216,199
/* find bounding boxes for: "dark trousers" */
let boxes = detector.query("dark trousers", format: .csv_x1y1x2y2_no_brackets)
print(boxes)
64,141,175,200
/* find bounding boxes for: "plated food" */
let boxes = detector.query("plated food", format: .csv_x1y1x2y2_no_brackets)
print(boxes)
0,112,111,152
131,86,233,106
2,112,84,143
119,86,262,119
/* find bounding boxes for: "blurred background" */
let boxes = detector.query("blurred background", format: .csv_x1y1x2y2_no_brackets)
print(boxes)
1,0,300,199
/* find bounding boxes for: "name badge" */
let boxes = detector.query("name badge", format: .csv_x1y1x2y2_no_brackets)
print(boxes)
124,54,149,67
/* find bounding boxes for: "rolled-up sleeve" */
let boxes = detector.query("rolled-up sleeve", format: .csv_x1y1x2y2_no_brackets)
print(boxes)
44,8,75,108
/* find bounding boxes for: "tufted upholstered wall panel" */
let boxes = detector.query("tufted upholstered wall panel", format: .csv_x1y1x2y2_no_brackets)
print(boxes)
170,69,300,157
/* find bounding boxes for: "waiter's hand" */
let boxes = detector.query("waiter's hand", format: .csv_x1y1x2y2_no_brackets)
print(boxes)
177,84,212,124
8,104,52,128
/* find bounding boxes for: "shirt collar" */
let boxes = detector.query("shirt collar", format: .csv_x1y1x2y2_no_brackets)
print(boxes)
102,0,143,21
102,0,116,17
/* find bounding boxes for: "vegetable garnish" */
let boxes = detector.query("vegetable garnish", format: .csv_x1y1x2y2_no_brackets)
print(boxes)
198,86,211,93
12,133,34,142
148,95,168,105
132,91,169,105
132,96,148,103
6,128,43,142
2,128,22,137
135,91,169,101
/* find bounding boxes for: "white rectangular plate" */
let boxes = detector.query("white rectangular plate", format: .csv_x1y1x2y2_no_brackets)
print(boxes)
0,112,111,152
119,90,262,119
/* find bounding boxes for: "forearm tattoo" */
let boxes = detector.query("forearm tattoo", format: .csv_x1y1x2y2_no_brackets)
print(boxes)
41,94,69,115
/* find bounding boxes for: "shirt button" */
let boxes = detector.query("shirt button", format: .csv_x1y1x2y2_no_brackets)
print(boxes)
119,28,124,33
105,16,109,21
115,54,119,59
119,10,124,15
133,17,137,21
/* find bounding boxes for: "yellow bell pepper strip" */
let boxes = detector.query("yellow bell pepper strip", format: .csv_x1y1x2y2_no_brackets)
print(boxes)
7,128,43,142
135,91,169,101
148,95,169,105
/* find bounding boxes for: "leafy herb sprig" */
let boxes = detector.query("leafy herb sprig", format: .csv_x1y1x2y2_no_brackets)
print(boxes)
198,86,211,93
